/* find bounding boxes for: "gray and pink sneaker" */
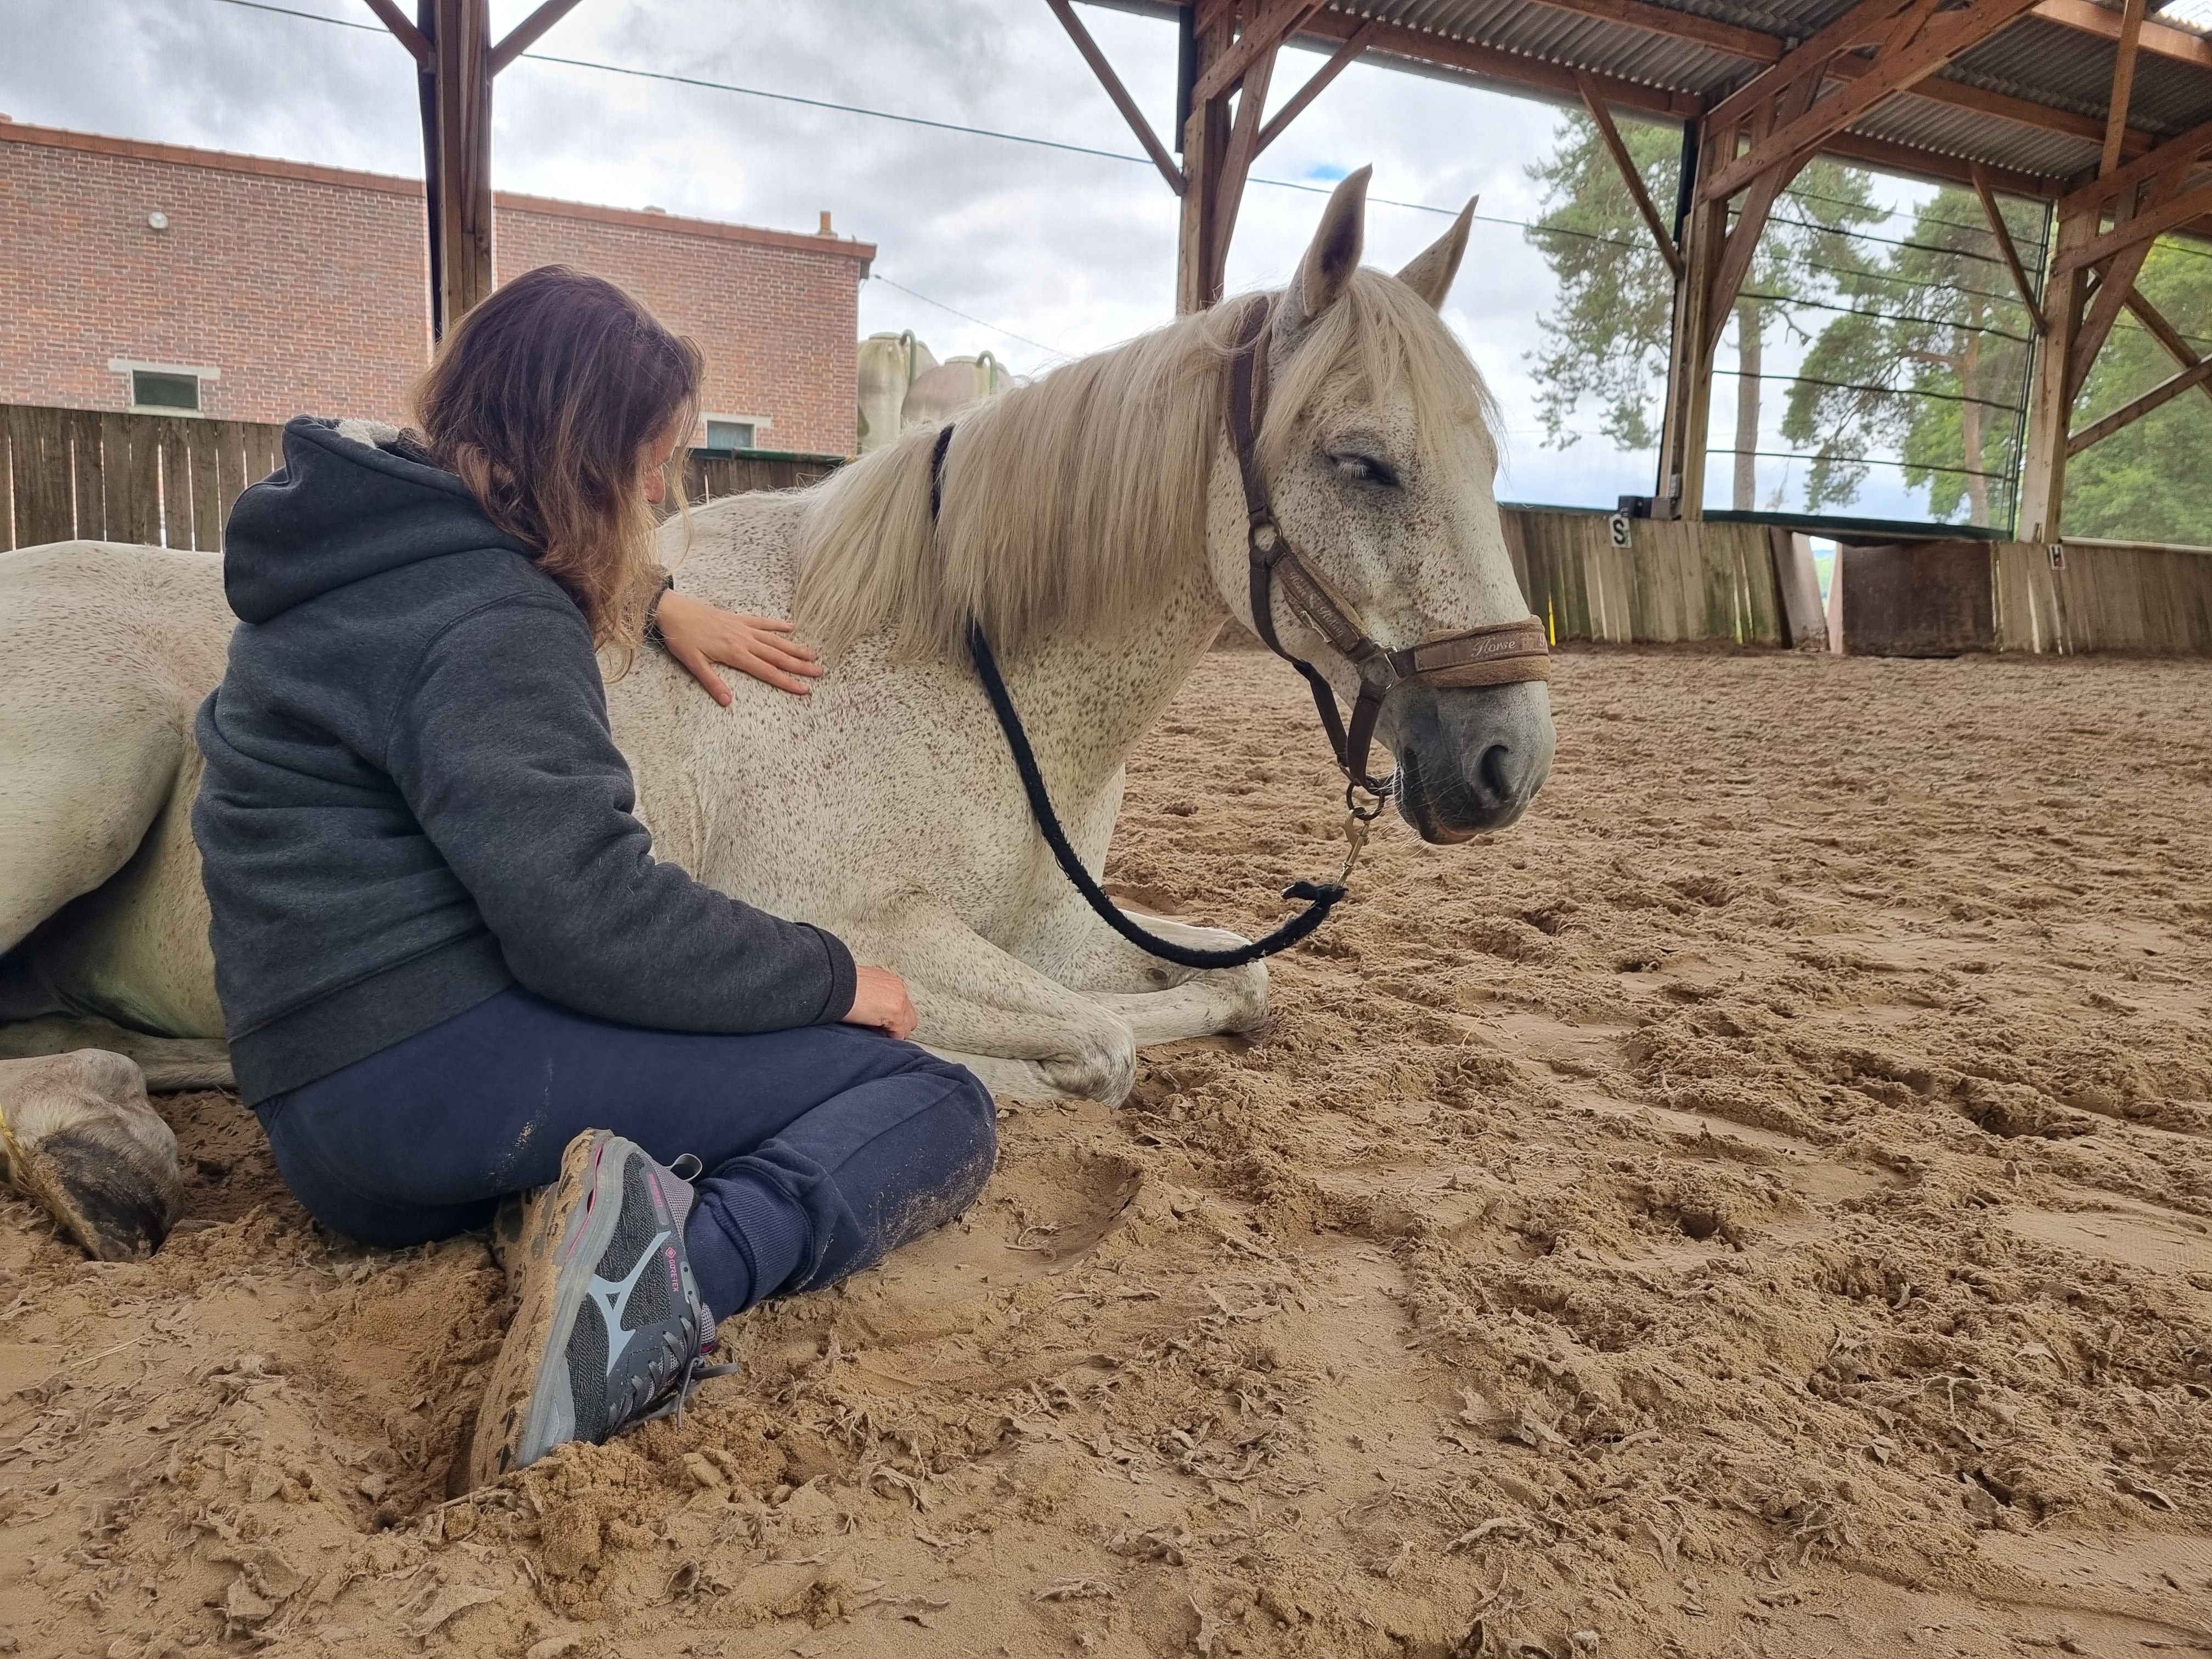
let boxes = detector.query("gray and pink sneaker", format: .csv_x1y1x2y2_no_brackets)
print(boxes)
469,1130,719,1486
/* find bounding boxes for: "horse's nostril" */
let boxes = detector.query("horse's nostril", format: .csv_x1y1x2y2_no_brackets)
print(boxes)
1479,741,1517,804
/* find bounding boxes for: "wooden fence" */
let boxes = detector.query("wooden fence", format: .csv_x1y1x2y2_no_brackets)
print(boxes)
2,404,844,554
2,404,286,552
1995,538,2212,655
688,450,843,501
12,407,2204,657
1502,508,1790,647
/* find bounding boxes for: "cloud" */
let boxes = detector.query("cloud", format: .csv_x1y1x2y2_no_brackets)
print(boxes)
0,0,1951,517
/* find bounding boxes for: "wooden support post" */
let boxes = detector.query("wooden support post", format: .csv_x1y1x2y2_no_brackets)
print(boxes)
419,0,495,340
1209,42,1277,294
367,0,584,341
1656,185,1726,519
2017,201,2092,542
1177,9,1236,314
1171,3,1298,312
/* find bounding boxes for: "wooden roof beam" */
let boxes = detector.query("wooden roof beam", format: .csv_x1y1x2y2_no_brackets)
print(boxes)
1707,0,1920,133
1700,0,2046,203
1254,21,1375,159
2068,353,2212,453
2032,0,2212,70
1830,54,2146,157
1577,71,1681,274
2063,110,2212,216
1192,0,1325,104
1971,161,2046,331
2101,0,2147,177
1294,9,1704,121
1813,127,2058,198
2055,174,2212,271
362,0,429,65
1516,0,1785,63
2120,289,2212,416
489,0,586,75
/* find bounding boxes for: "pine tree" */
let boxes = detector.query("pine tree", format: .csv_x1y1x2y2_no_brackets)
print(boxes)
2062,241,2212,544
1525,113,1880,509
1780,187,2041,528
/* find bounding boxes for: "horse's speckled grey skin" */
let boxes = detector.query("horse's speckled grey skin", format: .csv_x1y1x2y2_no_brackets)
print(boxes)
0,172,1555,1249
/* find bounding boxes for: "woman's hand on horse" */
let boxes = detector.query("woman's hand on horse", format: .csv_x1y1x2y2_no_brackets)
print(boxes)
654,590,824,704
842,966,918,1041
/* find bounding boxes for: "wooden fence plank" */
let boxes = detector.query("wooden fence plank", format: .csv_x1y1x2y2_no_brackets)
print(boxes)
244,424,281,494
187,421,224,551
62,409,103,544
208,421,244,550
69,408,108,543
123,414,163,545
10,407,75,546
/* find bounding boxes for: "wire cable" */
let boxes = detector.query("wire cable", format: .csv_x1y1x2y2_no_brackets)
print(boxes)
1707,366,2020,411
1708,447,2007,479
868,274,1066,359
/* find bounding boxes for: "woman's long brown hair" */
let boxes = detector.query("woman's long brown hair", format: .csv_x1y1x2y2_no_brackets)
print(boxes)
412,266,702,663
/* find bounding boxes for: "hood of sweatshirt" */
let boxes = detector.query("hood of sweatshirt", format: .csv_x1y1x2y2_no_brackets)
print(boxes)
222,416,537,624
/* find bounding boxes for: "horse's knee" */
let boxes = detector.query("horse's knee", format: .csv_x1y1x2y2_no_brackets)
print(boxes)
1210,961,1270,1031
0,1049,183,1260
1038,1020,1138,1105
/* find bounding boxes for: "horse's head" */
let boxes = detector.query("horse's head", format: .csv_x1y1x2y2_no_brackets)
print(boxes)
1209,167,1555,844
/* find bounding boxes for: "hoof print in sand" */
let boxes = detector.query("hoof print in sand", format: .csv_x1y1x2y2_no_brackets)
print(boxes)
0,1049,184,1260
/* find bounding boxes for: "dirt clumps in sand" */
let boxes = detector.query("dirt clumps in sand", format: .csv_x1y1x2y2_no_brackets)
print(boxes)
3,645,2210,1657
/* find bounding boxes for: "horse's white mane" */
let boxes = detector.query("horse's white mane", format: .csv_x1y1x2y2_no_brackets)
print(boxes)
793,267,1494,659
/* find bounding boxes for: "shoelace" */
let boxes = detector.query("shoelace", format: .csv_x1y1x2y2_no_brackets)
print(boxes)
613,1306,742,1436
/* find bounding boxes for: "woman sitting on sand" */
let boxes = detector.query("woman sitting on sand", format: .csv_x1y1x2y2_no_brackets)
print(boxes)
191,266,996,1486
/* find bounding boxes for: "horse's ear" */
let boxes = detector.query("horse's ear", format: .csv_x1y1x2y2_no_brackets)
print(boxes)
1277,165,1370,338
1396,197,1477,310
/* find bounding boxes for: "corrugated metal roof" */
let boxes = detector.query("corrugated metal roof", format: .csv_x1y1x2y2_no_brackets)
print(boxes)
1296,0,2212,194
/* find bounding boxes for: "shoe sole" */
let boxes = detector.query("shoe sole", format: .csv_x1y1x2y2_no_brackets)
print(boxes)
467,1130,635,1488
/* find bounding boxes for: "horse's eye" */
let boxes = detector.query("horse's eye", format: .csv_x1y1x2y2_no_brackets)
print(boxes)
1328,452,1400,489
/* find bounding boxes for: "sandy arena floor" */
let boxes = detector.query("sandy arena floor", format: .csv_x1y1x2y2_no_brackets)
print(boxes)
2,645,2210,1659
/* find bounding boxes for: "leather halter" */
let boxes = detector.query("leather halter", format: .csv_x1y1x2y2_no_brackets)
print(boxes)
1226,296,1551,803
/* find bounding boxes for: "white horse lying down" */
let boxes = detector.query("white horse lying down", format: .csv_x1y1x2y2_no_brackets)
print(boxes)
0,172,1554,1259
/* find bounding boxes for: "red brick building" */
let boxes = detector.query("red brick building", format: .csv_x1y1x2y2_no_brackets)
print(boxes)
0,120,874,455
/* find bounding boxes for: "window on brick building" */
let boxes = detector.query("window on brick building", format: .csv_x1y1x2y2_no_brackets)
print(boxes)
132,370,201,413
704,417,760,453
110,359,219,415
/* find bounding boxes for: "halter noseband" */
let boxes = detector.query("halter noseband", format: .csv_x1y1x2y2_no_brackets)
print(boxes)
1226,296,1551,804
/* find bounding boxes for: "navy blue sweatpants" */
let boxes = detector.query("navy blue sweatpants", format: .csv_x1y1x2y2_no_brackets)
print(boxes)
255,988,997,1322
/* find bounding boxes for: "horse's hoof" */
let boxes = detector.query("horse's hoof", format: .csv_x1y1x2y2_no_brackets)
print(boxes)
0,1051,184,1260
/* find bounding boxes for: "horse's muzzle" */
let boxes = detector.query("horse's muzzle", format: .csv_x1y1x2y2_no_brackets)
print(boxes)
1379,679,1555,844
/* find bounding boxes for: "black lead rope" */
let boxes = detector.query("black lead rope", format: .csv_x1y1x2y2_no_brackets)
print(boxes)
936,425,1348,972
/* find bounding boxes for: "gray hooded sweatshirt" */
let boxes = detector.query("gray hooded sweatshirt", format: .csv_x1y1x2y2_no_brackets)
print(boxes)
193,417,856,1103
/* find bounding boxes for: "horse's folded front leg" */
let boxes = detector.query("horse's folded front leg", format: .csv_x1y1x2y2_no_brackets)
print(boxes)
836,897,1140,1105
1043,904,1271,1045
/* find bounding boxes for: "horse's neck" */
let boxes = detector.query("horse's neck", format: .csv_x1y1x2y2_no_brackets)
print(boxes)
1002,567,1226,797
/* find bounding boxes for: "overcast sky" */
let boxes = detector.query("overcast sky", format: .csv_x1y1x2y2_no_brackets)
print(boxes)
2,0,1942,515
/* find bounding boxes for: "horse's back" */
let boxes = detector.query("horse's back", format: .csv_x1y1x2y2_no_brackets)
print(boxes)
0,540,232,698
0,541,230,961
